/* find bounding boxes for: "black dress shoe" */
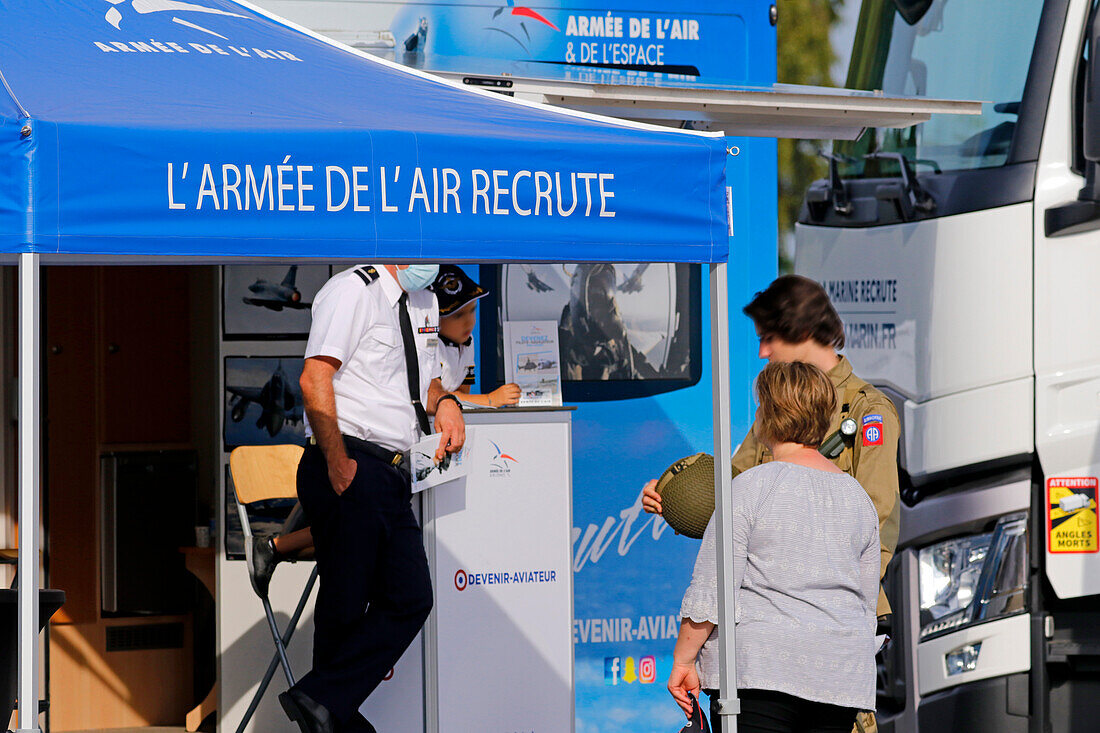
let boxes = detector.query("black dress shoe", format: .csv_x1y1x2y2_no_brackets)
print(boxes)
279,688,335,733
247,535,280,598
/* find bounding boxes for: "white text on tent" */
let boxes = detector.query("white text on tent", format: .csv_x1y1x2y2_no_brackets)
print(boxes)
93,39,302,61
167,162,617,218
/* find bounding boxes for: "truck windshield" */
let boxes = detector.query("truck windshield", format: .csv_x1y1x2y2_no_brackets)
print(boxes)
835,0,1044,174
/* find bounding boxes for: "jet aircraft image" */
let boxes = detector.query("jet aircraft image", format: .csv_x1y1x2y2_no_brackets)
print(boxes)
413,451,453,483
226,362,303,438
242,265,311,311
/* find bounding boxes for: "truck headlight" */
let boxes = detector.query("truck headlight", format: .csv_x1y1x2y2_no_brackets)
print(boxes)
918,513,1028,641
945,642,982,675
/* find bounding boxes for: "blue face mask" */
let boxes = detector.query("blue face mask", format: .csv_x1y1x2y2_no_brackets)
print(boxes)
395,264,439,291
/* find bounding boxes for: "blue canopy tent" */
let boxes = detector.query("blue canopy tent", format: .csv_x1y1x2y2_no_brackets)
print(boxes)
0,0,728,261
0,1,739,730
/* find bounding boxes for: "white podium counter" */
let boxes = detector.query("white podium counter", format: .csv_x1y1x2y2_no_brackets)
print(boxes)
219,407,575,732
422,407,575,733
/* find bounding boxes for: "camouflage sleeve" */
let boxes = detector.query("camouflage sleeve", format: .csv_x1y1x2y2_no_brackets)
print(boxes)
730,416,763,479
851,395,901,617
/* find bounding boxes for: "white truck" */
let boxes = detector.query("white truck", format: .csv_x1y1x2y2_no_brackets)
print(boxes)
796,0,1100,730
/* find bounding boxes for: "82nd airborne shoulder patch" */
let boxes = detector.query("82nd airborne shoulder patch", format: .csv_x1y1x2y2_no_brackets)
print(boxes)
862,414,884,447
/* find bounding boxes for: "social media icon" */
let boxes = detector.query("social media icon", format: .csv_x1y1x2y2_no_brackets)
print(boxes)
622,656,637,684
639,655,657,684
603,656,621,685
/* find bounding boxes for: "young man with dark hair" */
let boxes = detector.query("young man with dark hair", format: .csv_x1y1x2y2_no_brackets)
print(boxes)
642,274,900,733
742,273,847,352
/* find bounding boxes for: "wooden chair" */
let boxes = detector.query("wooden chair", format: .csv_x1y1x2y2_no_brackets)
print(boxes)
229,445,317,733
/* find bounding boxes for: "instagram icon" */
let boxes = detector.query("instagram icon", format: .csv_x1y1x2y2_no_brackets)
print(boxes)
638,655,657,684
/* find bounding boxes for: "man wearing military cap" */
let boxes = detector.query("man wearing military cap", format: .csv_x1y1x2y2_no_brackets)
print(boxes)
428,264,521,407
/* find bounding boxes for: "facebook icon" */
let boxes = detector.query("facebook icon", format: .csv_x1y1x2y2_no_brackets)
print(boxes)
604,657,621,685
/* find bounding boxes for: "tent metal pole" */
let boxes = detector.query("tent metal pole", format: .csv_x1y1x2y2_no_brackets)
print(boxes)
17,252,40,733
709,262,739,729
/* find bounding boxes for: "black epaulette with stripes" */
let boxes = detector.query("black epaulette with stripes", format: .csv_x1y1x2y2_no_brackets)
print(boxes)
353,265,379,287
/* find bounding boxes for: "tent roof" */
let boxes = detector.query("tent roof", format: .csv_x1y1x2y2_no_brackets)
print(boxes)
0,0,728,262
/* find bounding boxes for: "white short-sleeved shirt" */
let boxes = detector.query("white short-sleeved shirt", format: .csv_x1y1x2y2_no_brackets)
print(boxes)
304,265,441,452
439,336,476,393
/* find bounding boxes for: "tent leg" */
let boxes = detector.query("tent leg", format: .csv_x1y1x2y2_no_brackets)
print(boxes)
709,262,739,730
17,252,40,733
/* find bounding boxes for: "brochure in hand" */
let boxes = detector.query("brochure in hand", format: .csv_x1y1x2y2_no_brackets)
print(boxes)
410,428,474,493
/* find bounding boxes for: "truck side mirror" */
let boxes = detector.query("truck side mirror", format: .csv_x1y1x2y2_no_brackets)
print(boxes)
1046,5,1100,236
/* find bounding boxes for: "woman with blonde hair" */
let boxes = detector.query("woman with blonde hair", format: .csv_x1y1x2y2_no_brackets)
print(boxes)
669,361,879,733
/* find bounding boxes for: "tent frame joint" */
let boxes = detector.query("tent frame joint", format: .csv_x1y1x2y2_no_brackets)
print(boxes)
716,697,741,716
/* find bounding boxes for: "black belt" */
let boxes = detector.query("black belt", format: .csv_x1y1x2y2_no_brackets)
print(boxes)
308,435,408,472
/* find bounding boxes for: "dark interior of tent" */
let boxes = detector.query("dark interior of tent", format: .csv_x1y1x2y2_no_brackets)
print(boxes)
1,265,222,730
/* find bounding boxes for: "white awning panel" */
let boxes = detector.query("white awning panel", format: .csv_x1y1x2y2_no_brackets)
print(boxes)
439,75,983,140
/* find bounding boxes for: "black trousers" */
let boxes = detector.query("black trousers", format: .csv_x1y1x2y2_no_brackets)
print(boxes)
294,442,433,724
704,688,859,733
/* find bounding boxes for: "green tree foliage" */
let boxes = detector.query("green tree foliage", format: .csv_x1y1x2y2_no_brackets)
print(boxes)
777,0,845,272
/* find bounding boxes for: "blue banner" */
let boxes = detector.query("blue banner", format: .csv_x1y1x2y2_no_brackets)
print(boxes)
439,5,777,729
384,3,752,85
253,0,773,88
565,136,777,731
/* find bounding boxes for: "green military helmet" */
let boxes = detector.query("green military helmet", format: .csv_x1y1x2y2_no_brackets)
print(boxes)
654,453,715,539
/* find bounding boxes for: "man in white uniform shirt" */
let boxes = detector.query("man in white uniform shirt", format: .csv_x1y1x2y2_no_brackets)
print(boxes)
279,264,465,733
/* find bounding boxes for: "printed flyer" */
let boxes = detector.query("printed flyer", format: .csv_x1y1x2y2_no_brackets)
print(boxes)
504,320,564,407
410,429,474,493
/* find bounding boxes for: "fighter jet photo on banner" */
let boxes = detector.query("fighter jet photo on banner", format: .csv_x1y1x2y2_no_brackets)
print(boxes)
222,264,329,338
223,356,306,448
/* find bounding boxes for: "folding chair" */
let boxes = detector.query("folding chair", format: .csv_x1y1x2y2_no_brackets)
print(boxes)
229,444,319,733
